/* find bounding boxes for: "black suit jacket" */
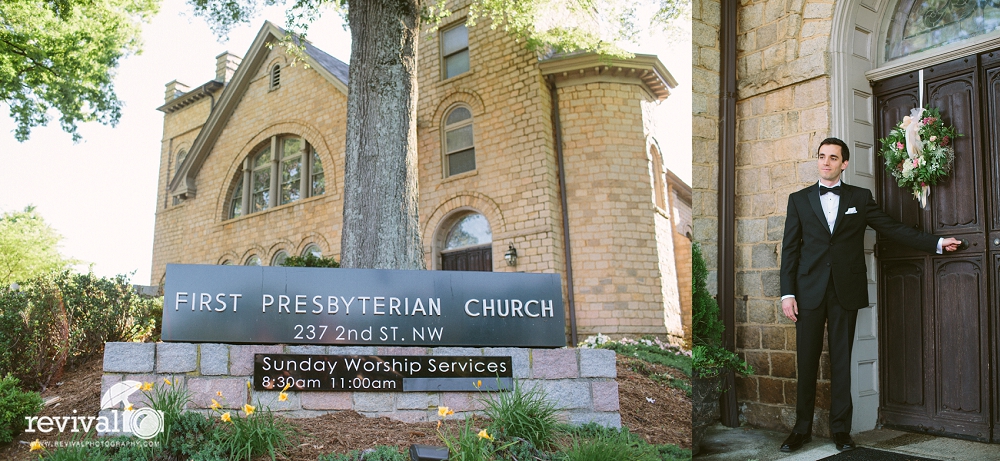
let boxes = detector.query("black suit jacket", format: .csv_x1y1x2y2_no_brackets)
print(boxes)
779,183,939,311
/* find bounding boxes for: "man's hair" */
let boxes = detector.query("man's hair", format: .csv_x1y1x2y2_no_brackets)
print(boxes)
817,137,850,162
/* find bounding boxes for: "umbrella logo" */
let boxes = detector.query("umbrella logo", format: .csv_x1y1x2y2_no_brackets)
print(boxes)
100,380,163,439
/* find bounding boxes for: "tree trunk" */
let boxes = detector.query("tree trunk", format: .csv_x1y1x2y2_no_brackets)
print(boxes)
341,0,424,269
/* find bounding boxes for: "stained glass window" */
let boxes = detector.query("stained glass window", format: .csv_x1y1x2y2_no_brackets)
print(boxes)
886,0,1000,60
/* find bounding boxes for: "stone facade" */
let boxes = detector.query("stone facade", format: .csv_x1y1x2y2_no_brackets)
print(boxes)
693,0,840,435
102,342,621,426
151,1,689,343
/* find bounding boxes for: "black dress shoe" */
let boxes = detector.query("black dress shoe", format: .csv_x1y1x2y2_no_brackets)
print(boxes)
780,432,811,452
833,432,856,451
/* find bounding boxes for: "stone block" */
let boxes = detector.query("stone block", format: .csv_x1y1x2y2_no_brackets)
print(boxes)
767,216,786,240
744,351,770,376
758,376,785,404
591,381,619,411
286,345,328,355
747,298,774,324
761,326,787,350
187,377,247,409
441,392,486,412
328,346,377,355
566,411,621,428
431,347,482,356
762,270,782,297
737,325,761,349
536,379,591,410
579,348,616,378
156,343,197,373
736,219,767,243
484,348,530,379
353,393,394,412
382,410,431,423
736,376,759,401
751,243,778,269
104,342,155,373
253,390,301,412
230,345,283,375
737,271,763,298
301,392,352,410
378,347,427,356
531,349,579,379
200,344,229,375
771,352,796,379
396,392,441,410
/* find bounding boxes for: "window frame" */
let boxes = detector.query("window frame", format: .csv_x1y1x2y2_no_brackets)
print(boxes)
440,22,470,80
442,105,476,177
228,135,325,219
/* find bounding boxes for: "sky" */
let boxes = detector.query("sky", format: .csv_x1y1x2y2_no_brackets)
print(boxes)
0,0,692,285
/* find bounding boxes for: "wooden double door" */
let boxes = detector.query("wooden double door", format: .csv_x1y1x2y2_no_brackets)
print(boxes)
873,51,1000,442
441,244,493,271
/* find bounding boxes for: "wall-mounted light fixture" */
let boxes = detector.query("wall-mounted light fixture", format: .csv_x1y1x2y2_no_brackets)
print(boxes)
504,243,518,266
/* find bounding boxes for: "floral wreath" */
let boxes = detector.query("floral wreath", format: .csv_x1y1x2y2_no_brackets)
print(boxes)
877,106,961,208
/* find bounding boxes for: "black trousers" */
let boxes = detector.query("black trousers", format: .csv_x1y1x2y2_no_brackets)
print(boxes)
793,278,859,434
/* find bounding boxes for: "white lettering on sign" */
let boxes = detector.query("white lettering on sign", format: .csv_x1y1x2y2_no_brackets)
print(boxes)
464,299,554,318
174,292,243,312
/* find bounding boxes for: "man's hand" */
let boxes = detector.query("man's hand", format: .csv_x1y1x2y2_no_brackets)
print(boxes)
782,297,799,322
941,237,963,252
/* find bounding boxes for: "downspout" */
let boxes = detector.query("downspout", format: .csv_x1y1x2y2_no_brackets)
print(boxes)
549,79,579,346
718,0,739,427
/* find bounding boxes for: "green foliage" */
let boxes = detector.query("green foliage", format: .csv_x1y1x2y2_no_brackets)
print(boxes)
559,423,690,461
162,411,217,458
0,206,73,286
319,445,407,461
479,378,559,449
0,271,159,391
0,0,159,142
0,374,43,444
142,377,193,454
212,404,297,460
280,253,340,268
691,242,753,378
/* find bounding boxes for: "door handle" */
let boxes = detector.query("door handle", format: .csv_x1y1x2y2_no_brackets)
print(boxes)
957,239,970,251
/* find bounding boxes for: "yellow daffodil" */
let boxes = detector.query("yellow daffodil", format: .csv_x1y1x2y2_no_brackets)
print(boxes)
278,392,288,402
29,439,43,451
217,391,223,397
437,406,454,417
243,403,255,416
163,378,172,386
125,404,134,411
437,420,442,428
221,412,232,422
246,381,252,389
477,429,494,441
282,381,292,391
141,382,153,391
211,399,221,410
474,380,482,389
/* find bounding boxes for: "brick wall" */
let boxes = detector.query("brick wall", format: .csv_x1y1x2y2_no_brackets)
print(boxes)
151,0,682,345
102,343,620,427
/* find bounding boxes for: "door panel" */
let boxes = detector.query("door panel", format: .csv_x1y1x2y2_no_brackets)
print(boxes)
441,245,492,272
873,52,995,442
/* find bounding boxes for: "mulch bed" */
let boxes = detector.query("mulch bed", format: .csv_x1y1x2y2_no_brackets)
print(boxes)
1,351,692,459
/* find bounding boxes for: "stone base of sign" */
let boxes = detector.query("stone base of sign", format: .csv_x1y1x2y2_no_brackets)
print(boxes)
102,343,620,427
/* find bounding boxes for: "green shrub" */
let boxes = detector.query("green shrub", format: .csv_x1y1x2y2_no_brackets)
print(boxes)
0,272,159,391
162,411,216,458
319,445,407,461
691,242,752,378
211,403,297,460
140,377,192,454
281,253,340,268
0,374,42,444
438,417,501,461
558,424,689,461
480,378,559,449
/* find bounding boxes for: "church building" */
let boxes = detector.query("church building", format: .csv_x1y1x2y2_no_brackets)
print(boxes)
150,6,689,344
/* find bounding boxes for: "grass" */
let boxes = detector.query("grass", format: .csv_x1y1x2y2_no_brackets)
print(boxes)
479,378,560,449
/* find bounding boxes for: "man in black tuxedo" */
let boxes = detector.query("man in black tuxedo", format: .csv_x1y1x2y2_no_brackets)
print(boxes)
778,137,961,452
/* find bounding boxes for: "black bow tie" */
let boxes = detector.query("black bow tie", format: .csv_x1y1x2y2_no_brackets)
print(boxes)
820,185,841,196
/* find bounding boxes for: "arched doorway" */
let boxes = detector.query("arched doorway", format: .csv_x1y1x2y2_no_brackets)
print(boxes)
834,0,1000,442
439,213,493,271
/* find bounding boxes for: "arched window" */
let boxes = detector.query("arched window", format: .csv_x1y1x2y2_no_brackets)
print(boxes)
885,0,1000,60
174,148,188,177
272,251,289,266
220,260,233,265
270,64,281,90
227,135,326,219
441,213,492,271
443,106,475,177
302,244,322,258
245,255,261,266
649,143,667,210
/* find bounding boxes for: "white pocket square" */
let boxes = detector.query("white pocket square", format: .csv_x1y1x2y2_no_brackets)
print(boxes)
845,207,858,215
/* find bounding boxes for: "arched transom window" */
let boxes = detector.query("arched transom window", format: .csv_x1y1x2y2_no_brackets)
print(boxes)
443,106,475,177
228,135,325,219
886,0,1000,60
441,213,493,271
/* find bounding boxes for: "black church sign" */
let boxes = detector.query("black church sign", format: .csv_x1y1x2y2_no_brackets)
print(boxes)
162,264,567,347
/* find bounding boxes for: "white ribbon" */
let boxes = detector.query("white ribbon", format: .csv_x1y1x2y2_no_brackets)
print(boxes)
904,107,925,160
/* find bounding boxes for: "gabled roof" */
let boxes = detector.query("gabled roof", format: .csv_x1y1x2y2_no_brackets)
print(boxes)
167,21,349,200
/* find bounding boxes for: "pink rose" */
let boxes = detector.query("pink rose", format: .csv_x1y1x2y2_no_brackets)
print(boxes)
896,142,904,149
